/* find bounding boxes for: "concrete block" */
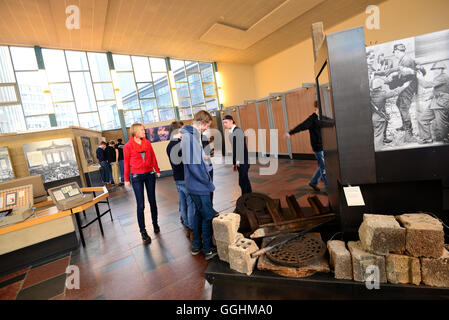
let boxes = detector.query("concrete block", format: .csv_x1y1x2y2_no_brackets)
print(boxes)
228,238,259,276
421,249,449,287
386,254,421,285
347,241,387,283
358,214,405,255
396,213,444,258
216,233,244,263
212,213,240,244
327,240,353,280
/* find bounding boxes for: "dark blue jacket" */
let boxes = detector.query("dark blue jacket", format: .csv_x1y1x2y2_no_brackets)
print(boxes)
166,139,184,181
96,147,105,162
181,125,215,196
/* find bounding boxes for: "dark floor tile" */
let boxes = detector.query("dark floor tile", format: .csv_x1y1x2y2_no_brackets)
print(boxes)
0,273,27,289
132,240,174,274
0,281,23,300
23,257,70,290
16,273,67,300
100,255,134,274
0,267,30,285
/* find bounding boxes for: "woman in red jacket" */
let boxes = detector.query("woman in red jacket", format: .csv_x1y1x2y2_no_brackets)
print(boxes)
124,123,161,244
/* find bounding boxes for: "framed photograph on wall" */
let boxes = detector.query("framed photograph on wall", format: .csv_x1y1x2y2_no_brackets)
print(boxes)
145,125,170,143
23,138,80,183
366,29,449,152
0,146,15,182
80,136,94,165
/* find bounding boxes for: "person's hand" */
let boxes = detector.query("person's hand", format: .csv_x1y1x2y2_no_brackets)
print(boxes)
157,173,161,178
283,132,291,139
233,165,237,171
125,181,131,188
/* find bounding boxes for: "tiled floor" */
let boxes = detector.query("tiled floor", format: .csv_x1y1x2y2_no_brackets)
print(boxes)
0,157,327,300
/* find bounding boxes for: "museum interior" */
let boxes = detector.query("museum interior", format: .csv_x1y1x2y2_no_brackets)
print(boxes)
1,0,449,301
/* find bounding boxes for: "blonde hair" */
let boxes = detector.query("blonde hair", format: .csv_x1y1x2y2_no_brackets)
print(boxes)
130,123,145,137
193,110,213,123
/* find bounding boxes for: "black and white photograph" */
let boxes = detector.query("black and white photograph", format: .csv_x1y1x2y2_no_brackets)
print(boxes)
81,136,95,165
0,146,14,182
23,138,80,183
367,29,449,152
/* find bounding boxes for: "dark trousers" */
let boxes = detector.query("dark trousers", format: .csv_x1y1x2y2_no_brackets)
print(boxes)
237,164,252,195
131,172,158,233
190,194,215,253
209,169,214,204
396,79,418,132
99,161,109,183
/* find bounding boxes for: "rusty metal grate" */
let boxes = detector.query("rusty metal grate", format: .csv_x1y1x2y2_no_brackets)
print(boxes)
266,233,326,268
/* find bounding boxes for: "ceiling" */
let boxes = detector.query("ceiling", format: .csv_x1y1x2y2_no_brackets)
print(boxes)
0,0,385,64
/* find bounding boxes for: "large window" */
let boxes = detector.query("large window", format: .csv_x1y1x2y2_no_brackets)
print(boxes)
0,46,220,133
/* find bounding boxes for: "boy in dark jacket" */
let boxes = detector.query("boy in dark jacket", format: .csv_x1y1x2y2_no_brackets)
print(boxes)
166,121,195,240
181,111,217,260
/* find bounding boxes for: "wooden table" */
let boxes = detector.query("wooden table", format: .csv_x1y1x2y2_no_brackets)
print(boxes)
0,186,113,247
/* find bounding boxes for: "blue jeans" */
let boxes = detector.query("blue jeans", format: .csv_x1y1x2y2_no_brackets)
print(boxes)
107,162,113,183
175,180,195,230
131,172,158,233
99,161,109,183
310,151,328,190
190,194,215,253
118,160,124,183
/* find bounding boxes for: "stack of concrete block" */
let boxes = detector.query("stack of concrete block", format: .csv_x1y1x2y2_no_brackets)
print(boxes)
396,213,448,287
358,214,406,255
385,254,421,285
228,238,259,275
347,241,387,283
327,240,353,280
212,213,241,262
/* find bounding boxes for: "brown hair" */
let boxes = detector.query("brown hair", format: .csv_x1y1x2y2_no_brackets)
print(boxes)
130,123,145,137
169,121,184,135
109,141,115,145
193,110,213,123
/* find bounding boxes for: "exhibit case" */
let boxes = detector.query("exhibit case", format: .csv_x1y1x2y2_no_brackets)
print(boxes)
315,26,449,235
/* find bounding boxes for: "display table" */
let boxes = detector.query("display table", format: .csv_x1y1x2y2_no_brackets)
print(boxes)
0,186,112,274
205,258,449,300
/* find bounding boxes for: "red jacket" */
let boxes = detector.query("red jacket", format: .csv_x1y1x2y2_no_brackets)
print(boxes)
124,139,160,182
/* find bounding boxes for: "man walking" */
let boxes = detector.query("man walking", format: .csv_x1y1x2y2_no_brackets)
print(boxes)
222,115,252,195
115,138,125,184
283,102,330,193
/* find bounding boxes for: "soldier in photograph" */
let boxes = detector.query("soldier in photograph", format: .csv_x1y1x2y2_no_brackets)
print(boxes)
417,61,449,143
386,43,427,142
370,77,411,150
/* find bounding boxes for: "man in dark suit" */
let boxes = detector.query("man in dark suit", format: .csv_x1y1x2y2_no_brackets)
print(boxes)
222,115,252,195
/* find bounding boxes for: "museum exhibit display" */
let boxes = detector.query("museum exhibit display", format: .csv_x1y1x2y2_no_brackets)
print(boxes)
314,26,449,234
48,181,94,211
145,125,170,143
0,184,34,227
80,136,96,165
0,146,14,182
0,175,47,204
22,138,80,184
367,29,449,152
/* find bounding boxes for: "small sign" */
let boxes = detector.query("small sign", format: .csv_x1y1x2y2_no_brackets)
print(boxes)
343,186,365,206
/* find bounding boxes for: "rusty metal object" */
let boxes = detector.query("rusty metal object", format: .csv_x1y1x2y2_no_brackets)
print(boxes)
250,213,335,239
307,195,329,215
286,195,303,218
265,233,326,268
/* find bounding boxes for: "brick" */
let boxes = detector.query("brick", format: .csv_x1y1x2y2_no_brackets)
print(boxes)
327,240,352,280
385,254,421,285
347,241,387,283
358,214,405,255
216,233,244,263
212,213,240,244
396,213,444,258
228,238,259,276
421,249,449,287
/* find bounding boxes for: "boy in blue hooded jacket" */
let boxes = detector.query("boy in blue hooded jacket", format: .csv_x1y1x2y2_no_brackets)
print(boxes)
181,110,217,260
